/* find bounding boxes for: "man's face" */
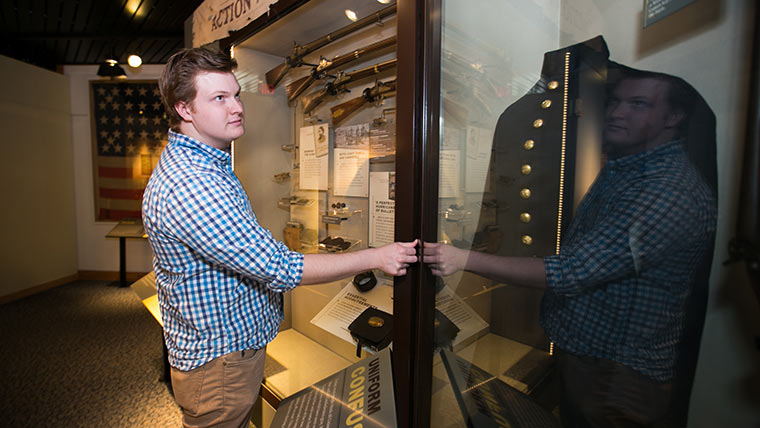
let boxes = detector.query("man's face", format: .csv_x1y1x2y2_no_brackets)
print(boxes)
176,71,244,149
603,78,682,158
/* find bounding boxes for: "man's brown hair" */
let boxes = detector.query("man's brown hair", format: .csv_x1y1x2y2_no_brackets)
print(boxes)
159,48,238,129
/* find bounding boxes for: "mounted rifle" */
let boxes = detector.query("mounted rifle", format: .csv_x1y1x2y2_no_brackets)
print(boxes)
330,79,397,125
265,3,396,89
301,58,397,115
286,36,396,102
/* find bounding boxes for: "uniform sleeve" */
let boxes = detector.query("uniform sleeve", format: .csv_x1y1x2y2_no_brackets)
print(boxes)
162,172,303,291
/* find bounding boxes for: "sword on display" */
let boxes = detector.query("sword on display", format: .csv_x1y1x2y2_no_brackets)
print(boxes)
265,3,396,89
286,36,397,102
301,58,397,115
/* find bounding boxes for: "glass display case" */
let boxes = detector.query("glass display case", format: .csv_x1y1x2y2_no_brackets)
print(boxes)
219,0,748,427
223,1,402,425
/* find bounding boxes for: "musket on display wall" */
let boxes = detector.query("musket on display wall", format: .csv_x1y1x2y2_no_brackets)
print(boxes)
330,79,397,125
286,35,397,102
265,3,396,89
301,58,397,115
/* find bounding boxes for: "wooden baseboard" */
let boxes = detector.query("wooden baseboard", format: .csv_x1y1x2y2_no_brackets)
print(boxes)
0,270,151,305
0,273,79,305
78,270,150,282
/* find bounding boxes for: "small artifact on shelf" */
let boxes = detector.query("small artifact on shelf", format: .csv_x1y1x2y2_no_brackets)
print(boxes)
272,171,290,183
278,196,315,210
353,271,377,292
348,307,393,357
331,202,348,213
283,222,303,251
319,236,353,252
444,204,471,223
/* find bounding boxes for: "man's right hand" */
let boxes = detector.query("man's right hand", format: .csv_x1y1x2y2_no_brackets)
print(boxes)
372,240,419,276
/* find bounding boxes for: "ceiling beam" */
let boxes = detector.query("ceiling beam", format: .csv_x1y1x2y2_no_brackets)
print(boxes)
2,32,183,41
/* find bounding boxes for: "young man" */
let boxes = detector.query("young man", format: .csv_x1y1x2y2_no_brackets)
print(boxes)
424,70,716,427
143,47,418,428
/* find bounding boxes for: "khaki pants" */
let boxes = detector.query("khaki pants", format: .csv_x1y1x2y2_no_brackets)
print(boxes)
171,347,266,428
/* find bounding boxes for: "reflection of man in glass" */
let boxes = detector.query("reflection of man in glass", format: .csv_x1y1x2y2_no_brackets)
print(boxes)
424,70,717,427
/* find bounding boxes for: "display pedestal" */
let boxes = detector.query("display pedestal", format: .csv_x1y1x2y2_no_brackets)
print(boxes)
105,218,146,287
130,272,171,389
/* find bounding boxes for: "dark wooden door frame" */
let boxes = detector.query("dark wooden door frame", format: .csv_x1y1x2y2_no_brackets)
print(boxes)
394,0,442,427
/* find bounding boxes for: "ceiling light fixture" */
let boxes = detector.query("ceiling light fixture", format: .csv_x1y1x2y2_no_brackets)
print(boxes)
127,54,142,68
345,9,358,21
97,50,127,78
377,0,391,3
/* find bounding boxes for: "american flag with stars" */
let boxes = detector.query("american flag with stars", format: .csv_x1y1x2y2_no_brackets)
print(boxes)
90,80,168,221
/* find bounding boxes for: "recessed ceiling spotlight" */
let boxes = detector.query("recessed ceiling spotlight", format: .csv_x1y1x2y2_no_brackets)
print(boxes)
127,54,142,68
345,9,358,21
377,0,391,3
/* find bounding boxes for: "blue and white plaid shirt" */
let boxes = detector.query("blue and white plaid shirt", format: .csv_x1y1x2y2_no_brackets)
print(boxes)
142,130,304,371
541,140,716,381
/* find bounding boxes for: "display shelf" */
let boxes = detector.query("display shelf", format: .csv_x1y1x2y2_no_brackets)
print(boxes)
277,195,316,210
317,236,361,253
263,328,352,403
444,333,553,395
130,272,162,326
321,208,362,225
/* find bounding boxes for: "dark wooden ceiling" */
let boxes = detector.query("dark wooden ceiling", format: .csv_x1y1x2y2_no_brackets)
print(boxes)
0,0,204,71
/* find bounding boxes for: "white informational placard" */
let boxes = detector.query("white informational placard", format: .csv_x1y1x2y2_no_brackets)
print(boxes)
439,150,460,198
465,126,493,193
333,124,369,197
310,281,394,345
436,285,489,347
370,115,395,158
299,124,328,190
369,171,395,247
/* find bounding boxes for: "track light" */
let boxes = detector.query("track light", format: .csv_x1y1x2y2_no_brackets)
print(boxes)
97,48,127,78
97,61,127,78
127,54,142,68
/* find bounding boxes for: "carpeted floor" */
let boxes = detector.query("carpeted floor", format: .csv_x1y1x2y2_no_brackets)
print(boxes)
0,280,182,427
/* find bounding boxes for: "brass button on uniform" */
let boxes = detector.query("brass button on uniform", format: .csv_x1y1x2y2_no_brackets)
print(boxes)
522,235,533,245
548,80,559,90
521,164,532,175
520,188,531,199
520,213,531,223
541,99,552,109
533,119,543,128
524,139,535,150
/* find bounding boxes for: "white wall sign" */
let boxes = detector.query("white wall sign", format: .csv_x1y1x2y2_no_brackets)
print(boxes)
192,0,276,47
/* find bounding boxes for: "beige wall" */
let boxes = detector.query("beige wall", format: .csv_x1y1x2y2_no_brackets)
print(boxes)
0,55,77,299
63,64,164,275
